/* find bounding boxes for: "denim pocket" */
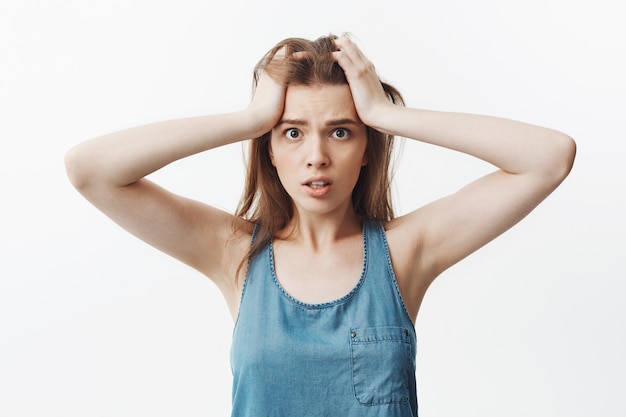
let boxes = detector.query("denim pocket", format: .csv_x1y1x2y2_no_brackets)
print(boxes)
350,326,413,405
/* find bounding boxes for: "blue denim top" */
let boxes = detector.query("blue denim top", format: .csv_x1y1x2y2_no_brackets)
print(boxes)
230,219,418,416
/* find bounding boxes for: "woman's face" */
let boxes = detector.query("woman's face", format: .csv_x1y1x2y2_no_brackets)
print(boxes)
269,84,368,218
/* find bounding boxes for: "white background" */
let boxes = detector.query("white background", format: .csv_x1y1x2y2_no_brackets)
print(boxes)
1,0,624,416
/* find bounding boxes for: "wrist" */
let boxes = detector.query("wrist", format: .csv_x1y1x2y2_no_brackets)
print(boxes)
361,101,398,134
242,107,280,139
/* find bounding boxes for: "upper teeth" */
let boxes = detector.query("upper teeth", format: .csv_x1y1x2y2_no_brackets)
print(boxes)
309,181,326,187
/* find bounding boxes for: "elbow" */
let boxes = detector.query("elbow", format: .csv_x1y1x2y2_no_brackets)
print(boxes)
554,132,576,179
542,131,577,187
64,144,93,192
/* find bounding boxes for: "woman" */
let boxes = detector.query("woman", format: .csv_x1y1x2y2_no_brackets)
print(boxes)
65,34,575,416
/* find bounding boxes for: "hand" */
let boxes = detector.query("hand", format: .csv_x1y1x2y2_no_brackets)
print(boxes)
332,36,394,127
246,47,288,136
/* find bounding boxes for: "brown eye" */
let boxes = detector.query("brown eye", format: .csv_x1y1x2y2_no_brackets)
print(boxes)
286,128,301,140
332,128,350,139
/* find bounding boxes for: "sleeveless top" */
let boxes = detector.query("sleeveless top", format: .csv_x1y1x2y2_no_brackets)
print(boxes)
230,219,418,417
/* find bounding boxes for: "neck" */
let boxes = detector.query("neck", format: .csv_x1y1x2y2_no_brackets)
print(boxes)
278,206,362,251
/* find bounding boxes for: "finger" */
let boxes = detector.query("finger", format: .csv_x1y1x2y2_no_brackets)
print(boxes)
331,49,354,70
333,36,365,58
333,34,353,48
334,45,377,82
291,50,311,60
333,36,370,69
273,45,287,58
332,35,357,66
260,46,290,82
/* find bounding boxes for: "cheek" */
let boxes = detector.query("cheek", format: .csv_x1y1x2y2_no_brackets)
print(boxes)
268,150,295,186
343,151,368,182
268,148,289,172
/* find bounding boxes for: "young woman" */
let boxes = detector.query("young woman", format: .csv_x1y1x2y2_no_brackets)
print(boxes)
65,34,575,416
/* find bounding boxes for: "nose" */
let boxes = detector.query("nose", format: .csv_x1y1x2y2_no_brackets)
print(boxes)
306,136,329,168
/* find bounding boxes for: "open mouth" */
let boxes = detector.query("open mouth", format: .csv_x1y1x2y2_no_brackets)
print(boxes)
307,181,331,189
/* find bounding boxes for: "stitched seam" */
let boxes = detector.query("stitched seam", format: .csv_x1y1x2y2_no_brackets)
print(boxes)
267,222,368,310
377,221,417,335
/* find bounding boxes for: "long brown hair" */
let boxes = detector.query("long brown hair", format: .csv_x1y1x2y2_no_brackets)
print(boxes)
235,34,404,278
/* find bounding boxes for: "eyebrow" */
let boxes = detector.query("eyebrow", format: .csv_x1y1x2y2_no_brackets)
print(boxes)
276,118,359,127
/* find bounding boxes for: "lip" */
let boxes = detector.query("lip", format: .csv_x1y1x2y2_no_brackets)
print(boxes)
302,176,333,186
302,176,333,198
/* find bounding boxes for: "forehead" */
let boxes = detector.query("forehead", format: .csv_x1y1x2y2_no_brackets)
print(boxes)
282,84,360,122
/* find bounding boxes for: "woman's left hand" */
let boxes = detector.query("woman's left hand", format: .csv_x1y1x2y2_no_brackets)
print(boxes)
332,36,394,129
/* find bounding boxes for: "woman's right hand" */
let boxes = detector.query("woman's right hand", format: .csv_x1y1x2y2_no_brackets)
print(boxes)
245,48,288,136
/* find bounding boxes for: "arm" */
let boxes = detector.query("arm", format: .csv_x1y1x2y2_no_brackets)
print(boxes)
381,108,575,275
333,37,576,288
64,66,286,299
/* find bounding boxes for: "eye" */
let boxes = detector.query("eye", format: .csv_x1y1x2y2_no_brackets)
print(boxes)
331,128,350,139
285,128,301,140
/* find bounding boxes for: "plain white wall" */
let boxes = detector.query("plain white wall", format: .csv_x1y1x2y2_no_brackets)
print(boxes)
1,0,624,416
